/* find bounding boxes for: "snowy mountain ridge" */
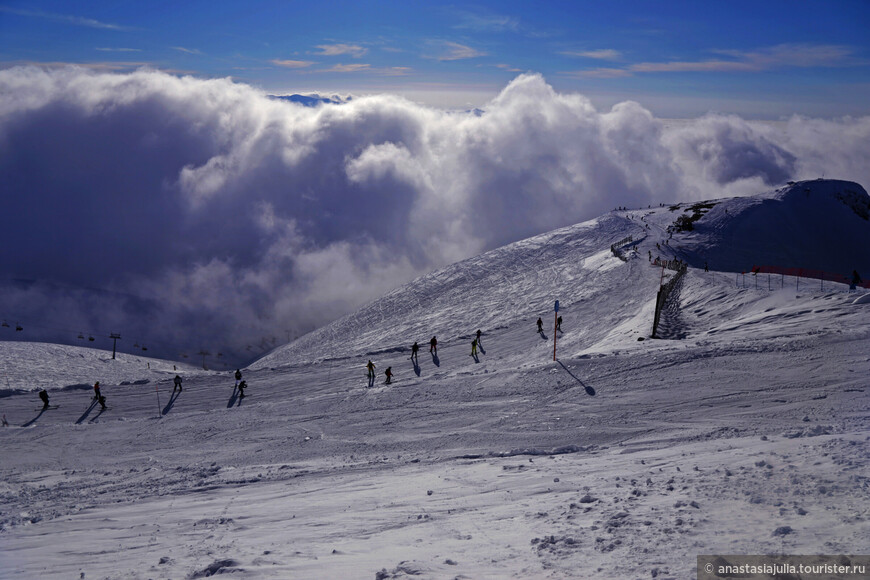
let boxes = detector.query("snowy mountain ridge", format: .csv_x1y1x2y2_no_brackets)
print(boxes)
253,178,870,368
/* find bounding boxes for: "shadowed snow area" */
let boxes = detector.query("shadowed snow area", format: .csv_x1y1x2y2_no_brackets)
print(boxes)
0,180,868,579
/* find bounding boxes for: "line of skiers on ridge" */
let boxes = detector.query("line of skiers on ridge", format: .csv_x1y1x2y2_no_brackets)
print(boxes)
367,318,564,386
32,369,249,414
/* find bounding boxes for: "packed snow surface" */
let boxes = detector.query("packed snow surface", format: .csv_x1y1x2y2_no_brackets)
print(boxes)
1,180,868,579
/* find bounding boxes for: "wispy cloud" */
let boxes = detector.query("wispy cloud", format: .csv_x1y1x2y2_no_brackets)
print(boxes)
95,47,142,53
561,49,622,61
0,6,130,30
383,66,412,76
0,61,153,72
172,47,204,56
315,44,367,58
495,63,524,73
322,63,371,73
271,59,316,69
452,9,520,33
433,41,487,61
567,43,855,78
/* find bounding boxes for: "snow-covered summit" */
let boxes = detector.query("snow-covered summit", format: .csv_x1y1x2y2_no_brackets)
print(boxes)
673,179,870,274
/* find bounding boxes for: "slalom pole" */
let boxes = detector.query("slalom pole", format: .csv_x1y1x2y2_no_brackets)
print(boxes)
553,300,560,362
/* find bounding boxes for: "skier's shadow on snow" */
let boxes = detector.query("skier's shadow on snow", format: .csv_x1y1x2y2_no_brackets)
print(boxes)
539,331,548,341
431,352,440,367
89,406,107,423
227,386,238,408
412,357,421,376
478,343,486,355
75,399,99,424
22,407,48,427
162,390,180,415
472,353,480,363
557,361,596,396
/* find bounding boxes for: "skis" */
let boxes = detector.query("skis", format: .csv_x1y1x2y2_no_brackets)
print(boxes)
35,405,59,410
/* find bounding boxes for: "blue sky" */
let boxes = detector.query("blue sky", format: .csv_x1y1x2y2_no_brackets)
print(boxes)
1,0,869,117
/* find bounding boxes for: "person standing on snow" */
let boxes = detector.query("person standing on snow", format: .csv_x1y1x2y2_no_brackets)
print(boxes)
367,360,376,380
429,336,437,355
556,316,562,332
39,389,50,409
173,374,183,393
852,270,863,287
471,339,478,357
411,342,419,361
238,380,248,398
93,381,102,401
234,369,242,387
384,367,392,385
536,318,543,333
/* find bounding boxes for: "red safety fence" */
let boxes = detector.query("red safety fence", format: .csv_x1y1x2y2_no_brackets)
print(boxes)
750,265,870,289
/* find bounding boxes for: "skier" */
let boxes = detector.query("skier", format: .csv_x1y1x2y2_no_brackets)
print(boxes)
366,360,376,380
39,389,50,409
536,318,543,333
98,394,107,410
93,381,102,402
429,336,437,355
476,329,482,344
173,374,183,393
556,316,562,332
384,367,392,385
411,341,419,361
234,369,242,387
849,270,860,291
704,261,709,273
471,338,478,357
2,414,8,427
238,380,247,398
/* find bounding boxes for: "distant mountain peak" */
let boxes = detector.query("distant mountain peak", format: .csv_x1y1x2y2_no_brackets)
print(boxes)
269,94,351,107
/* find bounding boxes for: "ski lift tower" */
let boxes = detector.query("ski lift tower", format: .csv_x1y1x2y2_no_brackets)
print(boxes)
110,333,121,359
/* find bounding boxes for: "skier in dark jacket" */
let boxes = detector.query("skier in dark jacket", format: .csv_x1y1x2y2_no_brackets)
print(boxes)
238,380,247,398
556,316,562,332
39,389,50,409
429,336,437,354
173,375,183,393
384,367,392,385
93,381,102,401
411,341,419,361
536,318,543,333
234,369,242,387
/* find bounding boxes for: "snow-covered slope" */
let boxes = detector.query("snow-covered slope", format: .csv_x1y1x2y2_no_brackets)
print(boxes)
0,341,200,394
1,179,868,579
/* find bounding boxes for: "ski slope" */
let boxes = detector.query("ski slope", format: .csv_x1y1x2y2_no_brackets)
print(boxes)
0,180,868,579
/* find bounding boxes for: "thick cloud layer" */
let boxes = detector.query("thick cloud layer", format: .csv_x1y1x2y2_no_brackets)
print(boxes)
1,67,869,364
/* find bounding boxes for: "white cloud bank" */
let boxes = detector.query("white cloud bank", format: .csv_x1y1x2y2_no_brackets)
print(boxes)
1,66,868,363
